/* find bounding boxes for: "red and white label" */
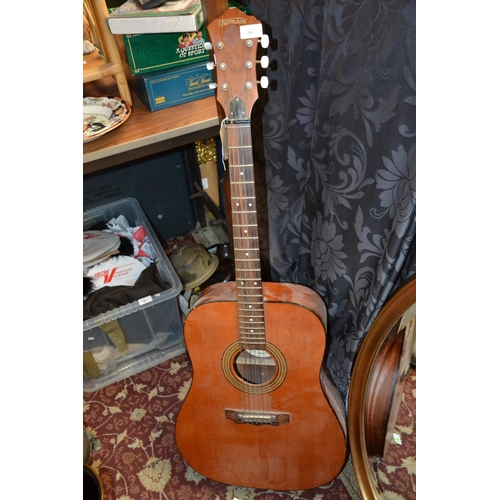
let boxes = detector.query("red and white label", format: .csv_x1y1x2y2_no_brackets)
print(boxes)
87,256,146,289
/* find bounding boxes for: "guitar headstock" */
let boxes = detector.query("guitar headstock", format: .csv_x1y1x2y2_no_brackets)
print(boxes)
206,8,269,120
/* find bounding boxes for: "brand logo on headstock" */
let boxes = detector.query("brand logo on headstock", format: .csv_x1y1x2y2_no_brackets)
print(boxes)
218,17,247,26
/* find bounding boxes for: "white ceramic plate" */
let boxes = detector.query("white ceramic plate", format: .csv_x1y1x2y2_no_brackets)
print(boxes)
83,96,132,143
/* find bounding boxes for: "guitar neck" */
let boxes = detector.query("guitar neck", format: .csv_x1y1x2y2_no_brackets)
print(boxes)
226,118,265,350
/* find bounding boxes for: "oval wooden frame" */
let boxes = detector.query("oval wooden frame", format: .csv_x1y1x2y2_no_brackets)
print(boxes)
348,275,416,500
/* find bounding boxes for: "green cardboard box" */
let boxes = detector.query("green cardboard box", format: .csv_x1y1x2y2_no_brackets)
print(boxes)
123,25,209,75
121,1,249,76
134,61,215,112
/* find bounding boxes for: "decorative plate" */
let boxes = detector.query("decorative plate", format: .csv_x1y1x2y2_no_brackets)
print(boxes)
83,96,132,143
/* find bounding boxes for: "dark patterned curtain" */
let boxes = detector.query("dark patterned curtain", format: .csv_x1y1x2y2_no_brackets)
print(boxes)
247,0,416,401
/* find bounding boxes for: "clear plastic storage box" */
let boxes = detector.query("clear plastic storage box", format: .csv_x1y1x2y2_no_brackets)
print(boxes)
83,197,185,392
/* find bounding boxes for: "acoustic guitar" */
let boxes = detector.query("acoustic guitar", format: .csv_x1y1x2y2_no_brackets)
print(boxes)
175,8,347,491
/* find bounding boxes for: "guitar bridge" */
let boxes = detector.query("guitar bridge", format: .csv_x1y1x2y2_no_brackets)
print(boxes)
225,409,291,426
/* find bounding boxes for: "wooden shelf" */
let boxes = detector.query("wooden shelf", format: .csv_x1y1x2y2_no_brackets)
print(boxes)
83,76,220,174
82,0,229,175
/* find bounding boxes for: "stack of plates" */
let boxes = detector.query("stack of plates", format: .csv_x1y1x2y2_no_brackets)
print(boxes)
83,96,132,143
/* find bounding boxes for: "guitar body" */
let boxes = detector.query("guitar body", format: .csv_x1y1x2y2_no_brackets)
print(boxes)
176,281,347,490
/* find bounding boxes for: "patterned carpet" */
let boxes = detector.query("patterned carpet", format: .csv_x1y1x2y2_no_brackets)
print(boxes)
83,354,415,500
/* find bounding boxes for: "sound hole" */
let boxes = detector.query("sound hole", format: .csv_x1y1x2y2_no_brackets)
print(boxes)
222,340,287,394
233,349,276,385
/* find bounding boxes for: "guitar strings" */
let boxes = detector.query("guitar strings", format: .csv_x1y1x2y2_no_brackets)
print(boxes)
241,45,257,419
225,33,270,423
241,38,268,422
226,71,249,420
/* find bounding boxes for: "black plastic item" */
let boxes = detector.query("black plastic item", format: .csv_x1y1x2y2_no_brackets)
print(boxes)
83,146,206,241
83,464,102,500
200,244,234,289
136,0,168,9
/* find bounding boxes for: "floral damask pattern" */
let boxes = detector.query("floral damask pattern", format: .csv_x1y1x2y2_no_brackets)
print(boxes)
83,355,416,499
248,0,416,400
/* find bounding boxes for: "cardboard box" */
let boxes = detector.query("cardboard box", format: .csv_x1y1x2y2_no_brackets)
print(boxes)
134,61,215,111
107,0,204,35
123,25,210,75
121,1,248,75
199,161,220,207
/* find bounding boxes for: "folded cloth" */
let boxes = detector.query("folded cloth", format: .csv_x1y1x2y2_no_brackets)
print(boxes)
83,263,169,320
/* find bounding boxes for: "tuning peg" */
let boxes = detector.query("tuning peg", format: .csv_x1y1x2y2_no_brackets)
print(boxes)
206,62,216,70
259,76,269,89
204,42,213,50
209,83,218,90
260,34,269,49
259,56,269,69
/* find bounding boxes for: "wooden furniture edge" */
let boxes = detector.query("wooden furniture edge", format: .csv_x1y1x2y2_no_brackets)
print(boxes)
347,276,416,500
83,116,220,174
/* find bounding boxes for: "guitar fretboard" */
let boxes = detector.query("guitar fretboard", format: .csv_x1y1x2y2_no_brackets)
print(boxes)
226,119,265,350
